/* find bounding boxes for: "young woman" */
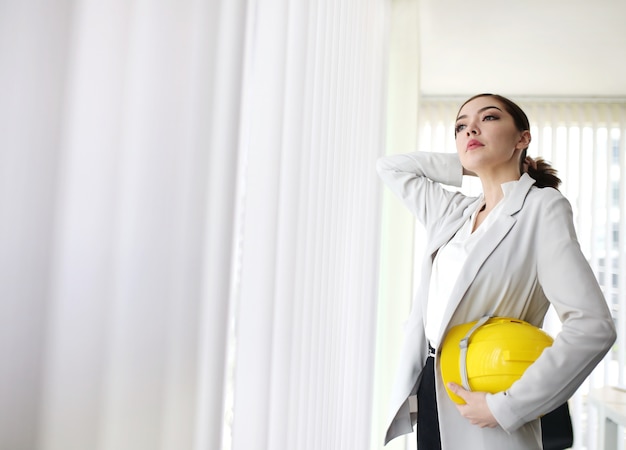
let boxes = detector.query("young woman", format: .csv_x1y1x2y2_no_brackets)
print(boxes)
377,94,616,449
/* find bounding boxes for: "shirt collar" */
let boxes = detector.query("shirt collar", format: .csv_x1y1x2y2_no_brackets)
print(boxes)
500,179,518,198
477,178,519,209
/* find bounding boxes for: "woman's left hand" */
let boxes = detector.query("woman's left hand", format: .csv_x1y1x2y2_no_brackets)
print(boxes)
447,382,499,428
522,155,537,173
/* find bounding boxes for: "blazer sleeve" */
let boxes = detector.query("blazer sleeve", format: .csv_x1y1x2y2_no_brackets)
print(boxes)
376,152,467,228
486,191,617,432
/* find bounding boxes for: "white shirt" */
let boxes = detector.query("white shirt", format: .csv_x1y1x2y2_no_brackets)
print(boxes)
425,181,518,348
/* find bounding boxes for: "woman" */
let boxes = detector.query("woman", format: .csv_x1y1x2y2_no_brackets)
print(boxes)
377,94,616,449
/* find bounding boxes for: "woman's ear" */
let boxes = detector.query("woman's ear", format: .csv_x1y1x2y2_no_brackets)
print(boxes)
516,130,531,150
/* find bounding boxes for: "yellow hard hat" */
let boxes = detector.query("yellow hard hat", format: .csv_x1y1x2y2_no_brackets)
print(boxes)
440,316,553,404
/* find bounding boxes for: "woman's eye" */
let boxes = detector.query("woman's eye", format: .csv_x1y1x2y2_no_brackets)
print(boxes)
455,123,466,133
483,115,498,121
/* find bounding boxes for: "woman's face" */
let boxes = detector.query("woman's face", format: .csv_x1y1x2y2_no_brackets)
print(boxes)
455,96,530,176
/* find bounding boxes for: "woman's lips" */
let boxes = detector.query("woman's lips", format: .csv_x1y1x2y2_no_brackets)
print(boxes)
466,139,484,151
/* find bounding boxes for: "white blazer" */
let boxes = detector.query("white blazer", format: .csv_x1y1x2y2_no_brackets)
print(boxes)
377,152,616,449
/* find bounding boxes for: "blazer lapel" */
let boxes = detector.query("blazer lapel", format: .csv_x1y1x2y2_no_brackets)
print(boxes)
434,174,536,343
421,200,479,321
426,202,477,257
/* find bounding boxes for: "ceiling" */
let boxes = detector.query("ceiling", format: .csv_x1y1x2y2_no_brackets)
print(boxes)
418,0,626,98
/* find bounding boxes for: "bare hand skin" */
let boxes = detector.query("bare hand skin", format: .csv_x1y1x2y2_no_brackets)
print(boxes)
462,167,477,177
447,382,499,428
522,155,537,173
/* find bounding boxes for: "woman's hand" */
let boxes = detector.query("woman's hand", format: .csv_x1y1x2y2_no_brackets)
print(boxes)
522,155,537,173
462,167,477,177
447,382,499,428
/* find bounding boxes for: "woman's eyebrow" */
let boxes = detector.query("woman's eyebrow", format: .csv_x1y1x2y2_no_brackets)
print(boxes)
456,105,503,122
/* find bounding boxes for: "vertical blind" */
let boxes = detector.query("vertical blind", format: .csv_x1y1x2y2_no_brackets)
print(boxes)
0,1,389,450
228,1,388,449
417,98,626,449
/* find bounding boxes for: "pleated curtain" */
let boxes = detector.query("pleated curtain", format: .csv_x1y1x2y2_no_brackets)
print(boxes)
0,1,389,450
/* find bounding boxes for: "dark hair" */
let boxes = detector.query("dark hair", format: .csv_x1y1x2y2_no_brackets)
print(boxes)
457,93,561,189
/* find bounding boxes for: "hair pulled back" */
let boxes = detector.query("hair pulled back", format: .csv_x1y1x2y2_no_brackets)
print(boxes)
458,93,562,190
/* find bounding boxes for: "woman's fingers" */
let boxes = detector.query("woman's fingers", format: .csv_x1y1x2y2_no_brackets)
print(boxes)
447,382,499,428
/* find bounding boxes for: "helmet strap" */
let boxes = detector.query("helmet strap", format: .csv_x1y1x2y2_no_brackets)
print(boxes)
459,314,493,390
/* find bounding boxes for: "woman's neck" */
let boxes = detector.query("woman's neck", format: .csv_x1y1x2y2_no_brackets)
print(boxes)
480,183,504,211
478,167,521,210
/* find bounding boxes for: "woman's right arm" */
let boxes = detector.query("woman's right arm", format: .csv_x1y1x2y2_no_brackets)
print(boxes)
376,152,467,226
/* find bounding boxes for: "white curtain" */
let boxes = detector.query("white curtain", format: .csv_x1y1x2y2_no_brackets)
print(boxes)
416,98,626,450
0,1,389,450
228,1,388,449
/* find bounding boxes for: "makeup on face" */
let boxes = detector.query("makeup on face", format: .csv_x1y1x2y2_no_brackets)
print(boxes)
455,106,504,137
